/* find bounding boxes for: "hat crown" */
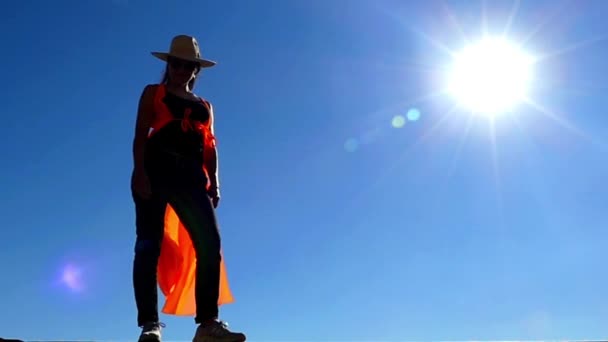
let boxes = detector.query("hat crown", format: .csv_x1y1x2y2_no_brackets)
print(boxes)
168,35,201,59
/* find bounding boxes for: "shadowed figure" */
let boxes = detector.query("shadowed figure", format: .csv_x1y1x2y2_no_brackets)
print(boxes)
130,34,246,342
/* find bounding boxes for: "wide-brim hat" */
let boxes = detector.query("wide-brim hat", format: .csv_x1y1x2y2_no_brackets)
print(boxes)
151,34,216,68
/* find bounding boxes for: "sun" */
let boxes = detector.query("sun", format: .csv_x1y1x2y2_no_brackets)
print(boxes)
447,37,535,116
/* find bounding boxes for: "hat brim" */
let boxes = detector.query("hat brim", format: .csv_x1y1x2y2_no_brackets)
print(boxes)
151,52,216,68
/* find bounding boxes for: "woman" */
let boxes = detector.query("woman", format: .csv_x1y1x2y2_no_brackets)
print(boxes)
131,34,246,342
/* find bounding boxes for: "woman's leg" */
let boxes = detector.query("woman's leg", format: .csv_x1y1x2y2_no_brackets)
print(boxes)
132,191,167,327
165,179,222,323
167,177,246,341
149,156,245,341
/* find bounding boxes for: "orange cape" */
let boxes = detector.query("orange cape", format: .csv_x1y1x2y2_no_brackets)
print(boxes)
151,84,234,315
156,205,234,315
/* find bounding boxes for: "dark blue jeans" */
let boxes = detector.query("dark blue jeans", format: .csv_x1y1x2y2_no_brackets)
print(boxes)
132,150,221,326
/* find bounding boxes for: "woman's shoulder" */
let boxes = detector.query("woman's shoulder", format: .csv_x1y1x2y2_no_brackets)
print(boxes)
137,84,163,110
143,83,162,94
190,93,214,123
139,83,161,99
192,92,213,107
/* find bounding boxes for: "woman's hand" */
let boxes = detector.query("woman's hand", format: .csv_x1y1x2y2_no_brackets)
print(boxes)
131,168,152,199
207,185,220,208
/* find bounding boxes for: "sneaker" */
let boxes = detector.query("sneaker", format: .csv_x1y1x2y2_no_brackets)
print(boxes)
192,320,246,342
138,321,165,342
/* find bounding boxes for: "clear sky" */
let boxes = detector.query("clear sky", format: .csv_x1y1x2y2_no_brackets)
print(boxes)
1,0,607,341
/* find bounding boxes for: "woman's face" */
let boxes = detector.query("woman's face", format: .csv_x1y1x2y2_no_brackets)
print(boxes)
167,57,199,86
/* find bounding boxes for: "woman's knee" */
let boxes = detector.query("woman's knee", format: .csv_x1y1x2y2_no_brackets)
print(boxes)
134,236,162,259
193,228,221,262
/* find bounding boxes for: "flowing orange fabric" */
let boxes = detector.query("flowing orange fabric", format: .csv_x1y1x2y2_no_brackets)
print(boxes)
150,84,234,316
157,206,234,315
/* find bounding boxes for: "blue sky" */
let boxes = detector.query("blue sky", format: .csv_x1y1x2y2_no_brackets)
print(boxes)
1,0,607,341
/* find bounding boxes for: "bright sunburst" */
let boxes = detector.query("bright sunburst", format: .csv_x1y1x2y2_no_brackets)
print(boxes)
447,37,535,116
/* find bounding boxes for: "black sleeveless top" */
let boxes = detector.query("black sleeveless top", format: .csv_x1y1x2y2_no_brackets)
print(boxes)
146,91,211,160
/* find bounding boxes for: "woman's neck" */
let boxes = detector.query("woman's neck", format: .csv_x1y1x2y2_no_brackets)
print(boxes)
166,82,191,94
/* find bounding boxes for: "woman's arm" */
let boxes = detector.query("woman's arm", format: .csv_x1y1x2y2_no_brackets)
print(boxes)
132,85,156,173
204,102,219,190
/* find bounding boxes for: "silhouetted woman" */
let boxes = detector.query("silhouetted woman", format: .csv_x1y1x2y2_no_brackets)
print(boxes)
130,34,246,342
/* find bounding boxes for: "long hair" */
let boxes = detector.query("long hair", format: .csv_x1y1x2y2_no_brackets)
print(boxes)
160,63,200,90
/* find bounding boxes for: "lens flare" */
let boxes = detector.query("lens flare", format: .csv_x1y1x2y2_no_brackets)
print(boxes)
61,264,84,292
407,108,421,121
392,115,406,128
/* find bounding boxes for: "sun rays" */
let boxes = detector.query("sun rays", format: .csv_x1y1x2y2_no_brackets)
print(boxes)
336,0,608,218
